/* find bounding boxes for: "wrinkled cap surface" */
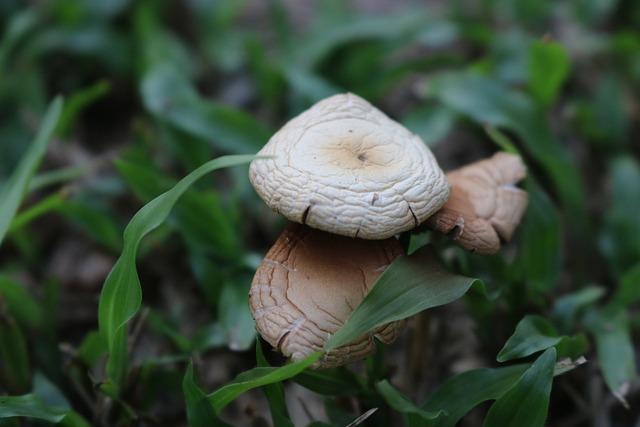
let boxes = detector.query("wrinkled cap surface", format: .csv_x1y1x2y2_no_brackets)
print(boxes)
249,224,405,368
426,152,528,255
249,93,449,239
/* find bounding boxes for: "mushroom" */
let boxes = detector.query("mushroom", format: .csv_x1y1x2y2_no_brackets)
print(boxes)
249,93,449,240
425,152,528,255
248,93,529,368
249,224,405,368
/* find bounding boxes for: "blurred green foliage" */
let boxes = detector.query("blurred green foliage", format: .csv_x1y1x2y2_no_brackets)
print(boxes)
0,0,639,426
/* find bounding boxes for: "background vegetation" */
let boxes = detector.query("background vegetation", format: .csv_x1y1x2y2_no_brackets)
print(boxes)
0,0,639,426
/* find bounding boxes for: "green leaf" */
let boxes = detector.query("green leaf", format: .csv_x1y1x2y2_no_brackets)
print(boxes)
28,165,88,192
483,348,557,427
0,310,30,392
141,65,271,154
513,179,562,292
98,155,256,390
610,264,640,309
218,280,255,351
528,40,570,105
552,286,605,333
183,363,230,427
256,341,294,427
294,368,361,396
76,331,107,367
421,365,528,427
0,394,89,427
588,309,637,405
600,157,640,274
420,356,581,427
497,315,563,362
402,105,455,147
8,192,67,235
0,276,43,330
115,157,241,257
57,200,123,252
207,352,321,414
0,395,66,423
326,247,482,351
376,380,442,426
56,80,111,135
294,11,429,68
0,97,63,246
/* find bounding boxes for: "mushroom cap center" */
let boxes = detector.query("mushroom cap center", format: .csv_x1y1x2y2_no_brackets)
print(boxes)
291,119,398,180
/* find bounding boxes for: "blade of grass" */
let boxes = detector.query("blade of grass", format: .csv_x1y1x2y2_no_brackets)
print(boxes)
207,352,321,414
98,154,257,390
8,191,68,234
0,97,63,246
183,362,230,427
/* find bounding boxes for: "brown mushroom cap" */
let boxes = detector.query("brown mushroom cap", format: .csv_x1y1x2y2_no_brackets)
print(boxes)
425,152,528,255
249,224,405,368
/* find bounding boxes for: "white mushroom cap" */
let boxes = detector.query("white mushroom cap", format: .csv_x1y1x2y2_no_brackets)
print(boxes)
249,224,405,368
249,93,449,239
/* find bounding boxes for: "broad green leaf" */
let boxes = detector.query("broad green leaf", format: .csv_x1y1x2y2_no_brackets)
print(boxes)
497,315,563,362
256,341,294,427
326,247,482,351
420,356,582,427
207,352,321,414
98,155,256,389
0,394,89,427
588,309,637,405
551,286,605,333
0,97,63,246
294,11,429,68
0,276,43,330
528,41,570,105
183,363,230,427
0,395,66,423
32,373,69,411
376,380,442,426
421,365,528,427
483,348,557,427
141,65,271,154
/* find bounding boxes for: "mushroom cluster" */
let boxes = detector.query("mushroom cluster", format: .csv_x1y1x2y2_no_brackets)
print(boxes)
248,93,528,368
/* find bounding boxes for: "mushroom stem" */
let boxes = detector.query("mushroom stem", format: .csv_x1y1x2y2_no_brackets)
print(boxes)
425,152,528,255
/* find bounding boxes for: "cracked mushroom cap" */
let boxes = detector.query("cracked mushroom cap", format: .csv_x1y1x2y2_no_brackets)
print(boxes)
249,93,449,239
426,152,528,255
249,224,405,368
